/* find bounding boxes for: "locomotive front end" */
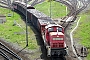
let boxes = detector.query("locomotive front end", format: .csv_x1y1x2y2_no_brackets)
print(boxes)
49,32,67,56
45,24,67,57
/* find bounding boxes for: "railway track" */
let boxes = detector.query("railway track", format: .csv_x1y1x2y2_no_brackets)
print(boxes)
0,42,22,60
0,0,45,8
0,1,8,5
0,1,9,8
31,0,45,6
69,17,82,60
56,0,88,60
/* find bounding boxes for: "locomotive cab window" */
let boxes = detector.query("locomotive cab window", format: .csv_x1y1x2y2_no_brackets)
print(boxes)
58,28,62,32
48,28,53,32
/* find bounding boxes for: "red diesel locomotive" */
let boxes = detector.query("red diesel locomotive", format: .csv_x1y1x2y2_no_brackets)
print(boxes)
12,1,67,57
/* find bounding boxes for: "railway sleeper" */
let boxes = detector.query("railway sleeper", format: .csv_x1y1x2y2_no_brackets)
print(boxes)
0,50,12,60
0,47,22,60
0,42,22,60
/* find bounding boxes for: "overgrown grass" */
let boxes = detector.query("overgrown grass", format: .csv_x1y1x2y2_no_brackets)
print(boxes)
74,10,90,60
0,7,38,49
34,1,67,18
74,14,90,47
87,49,90,60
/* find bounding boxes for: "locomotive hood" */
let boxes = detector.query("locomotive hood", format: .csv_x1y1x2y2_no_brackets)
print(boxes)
49,32,65,48
49,32,64,41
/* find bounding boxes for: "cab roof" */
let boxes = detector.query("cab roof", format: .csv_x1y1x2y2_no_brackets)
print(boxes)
45,24,62,29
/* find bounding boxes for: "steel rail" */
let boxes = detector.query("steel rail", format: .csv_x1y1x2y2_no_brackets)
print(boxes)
56,0,75,12
31,0,45,6
0,47,22,60
0,42,22,60
0,1,8,5
31,0,38,6
0,5,9,8
0,50,12,60
35,0,45,4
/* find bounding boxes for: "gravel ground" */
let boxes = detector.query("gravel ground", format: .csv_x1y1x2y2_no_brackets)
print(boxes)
65,19,87,60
